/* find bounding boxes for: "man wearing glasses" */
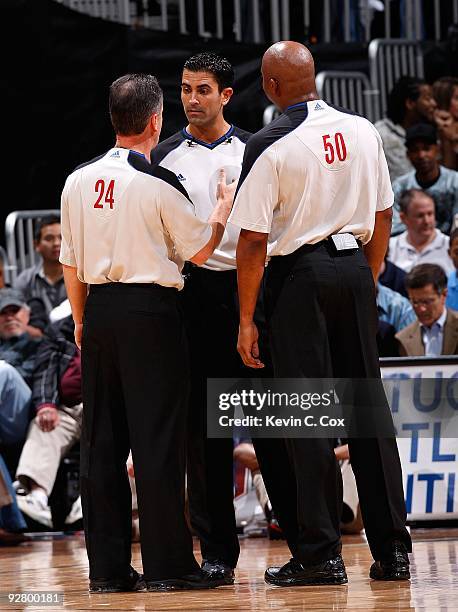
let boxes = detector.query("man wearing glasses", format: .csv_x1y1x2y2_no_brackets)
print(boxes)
397,263,458,356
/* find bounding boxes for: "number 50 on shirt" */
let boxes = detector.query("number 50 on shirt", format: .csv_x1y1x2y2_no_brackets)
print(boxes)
322,133,347,164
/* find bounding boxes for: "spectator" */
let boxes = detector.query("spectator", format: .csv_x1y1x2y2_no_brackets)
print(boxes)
0,363,32,447
0,290,40,447
396,263,458,356
446,228,458,311
433,77,458,171
392,124,458,235
233,441,363,536
0,255,48,337
379,257,408,297
15,315,82,528
375,76,436,181
377,283,416,332
14,215,66,318
0,454,29,545
0,289,41,386
389,189,454,273
233,440,279,538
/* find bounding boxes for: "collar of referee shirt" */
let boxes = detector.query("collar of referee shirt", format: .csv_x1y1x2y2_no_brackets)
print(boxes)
115,147,146,160
285,101,309,111
182,124,235,149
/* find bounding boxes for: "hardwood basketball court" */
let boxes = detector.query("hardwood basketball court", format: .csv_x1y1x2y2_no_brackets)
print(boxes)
1,529,457,610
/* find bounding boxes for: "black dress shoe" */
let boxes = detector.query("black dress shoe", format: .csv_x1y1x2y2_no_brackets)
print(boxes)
370,541,410,581
265,556,348,587
89,566,146,593
201,559,235,585
146,568,222,591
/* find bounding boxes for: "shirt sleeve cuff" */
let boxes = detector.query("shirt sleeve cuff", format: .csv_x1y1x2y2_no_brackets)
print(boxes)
59,253,77,267
227,215,270,233
179,225,213,261
376,201,394,212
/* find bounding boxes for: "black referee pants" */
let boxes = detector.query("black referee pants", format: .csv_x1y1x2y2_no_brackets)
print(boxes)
80,283,199,581
257,241,412,565
181,267,244,569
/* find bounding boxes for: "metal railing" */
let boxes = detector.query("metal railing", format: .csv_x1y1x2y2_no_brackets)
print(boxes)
369,38,424,120
0,246,10,286
5,210,60,285
316,71,377,122
263,38,424,126
58,0,131,24
54,0,458,43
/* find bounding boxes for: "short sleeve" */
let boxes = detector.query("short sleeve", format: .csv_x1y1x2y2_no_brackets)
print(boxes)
229,147,278,233
59,175,77,267
159,184,212,261
376,133,394,212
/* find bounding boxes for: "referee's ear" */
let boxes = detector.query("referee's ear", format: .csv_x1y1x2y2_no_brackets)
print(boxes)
149,109,163,138
221,87,233,106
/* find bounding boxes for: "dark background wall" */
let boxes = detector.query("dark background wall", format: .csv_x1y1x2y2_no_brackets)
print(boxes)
1,0,455,243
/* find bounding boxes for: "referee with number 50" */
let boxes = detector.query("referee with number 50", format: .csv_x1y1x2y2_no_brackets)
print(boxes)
231,42,412,587
60,74,234,593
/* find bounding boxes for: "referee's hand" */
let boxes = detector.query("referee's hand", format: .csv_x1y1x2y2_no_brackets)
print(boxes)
238,321,264,369
74,323,83,350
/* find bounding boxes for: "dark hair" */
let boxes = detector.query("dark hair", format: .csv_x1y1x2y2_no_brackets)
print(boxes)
398,188,434,215
386,76,427,124
405,263,447,294
109,74,163,136
34,215,60,242
183,52,234,92
433,76,458,112
449,228,458,248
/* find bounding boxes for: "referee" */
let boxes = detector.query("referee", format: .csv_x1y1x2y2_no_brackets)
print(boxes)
152,53,254,584
230,42,412,586
60,74,234,592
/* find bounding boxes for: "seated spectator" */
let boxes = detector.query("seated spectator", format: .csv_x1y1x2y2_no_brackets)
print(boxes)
15,315,82,528
447,228,458,310
0,453,29,545
233,441,363,537
375,76,437,181
379,257,408,297
392,124,458,235
433,77,458,171
0,289,41,386
0,255,49,337
396,263,458,356
14,215,66,324
377,283,416,331
0,363,32,447
389,189,454,274
0,290,40,447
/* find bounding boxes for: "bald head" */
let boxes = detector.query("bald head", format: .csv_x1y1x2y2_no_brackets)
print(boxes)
261,41,317,111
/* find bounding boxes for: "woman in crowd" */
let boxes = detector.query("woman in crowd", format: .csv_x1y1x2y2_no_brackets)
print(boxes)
434,77,458,171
